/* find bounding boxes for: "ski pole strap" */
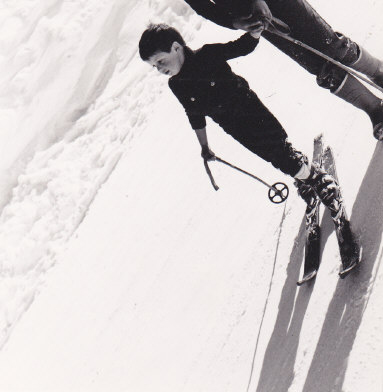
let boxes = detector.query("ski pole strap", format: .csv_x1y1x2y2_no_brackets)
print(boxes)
204,159,219,191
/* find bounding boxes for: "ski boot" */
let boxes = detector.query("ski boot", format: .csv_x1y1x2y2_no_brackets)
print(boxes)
301,164,339,207
333,74,383,141
295,179,316,205
350,47,383,88
370,106,383,141
302,164,361,277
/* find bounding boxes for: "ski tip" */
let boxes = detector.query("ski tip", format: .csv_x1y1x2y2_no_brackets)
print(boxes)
338,261,359,279
297,270,317,286
339,247,363,279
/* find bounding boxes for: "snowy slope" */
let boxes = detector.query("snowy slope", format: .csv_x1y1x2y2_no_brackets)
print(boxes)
0,0,382,391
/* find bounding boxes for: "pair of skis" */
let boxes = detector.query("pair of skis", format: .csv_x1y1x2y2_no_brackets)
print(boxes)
297,135,362,286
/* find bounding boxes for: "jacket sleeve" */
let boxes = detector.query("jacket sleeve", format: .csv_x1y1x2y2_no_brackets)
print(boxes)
168,80,207,130
183,0,235,29
204,33,259,61
186,113,207,130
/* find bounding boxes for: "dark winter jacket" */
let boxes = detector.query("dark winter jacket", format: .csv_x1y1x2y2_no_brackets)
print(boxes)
169,32,305,178
169,33,259,130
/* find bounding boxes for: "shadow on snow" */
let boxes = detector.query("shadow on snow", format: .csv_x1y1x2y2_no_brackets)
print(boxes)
255,216,314,392
255,143,383,392
302,142,383,392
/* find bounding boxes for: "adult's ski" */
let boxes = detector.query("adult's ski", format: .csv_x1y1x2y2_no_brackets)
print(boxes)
297,135,323,286
322,147,362,279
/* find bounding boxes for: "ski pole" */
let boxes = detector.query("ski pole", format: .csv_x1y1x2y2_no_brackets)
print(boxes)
204,156,289,203
266,19,383,95
204,158,219,190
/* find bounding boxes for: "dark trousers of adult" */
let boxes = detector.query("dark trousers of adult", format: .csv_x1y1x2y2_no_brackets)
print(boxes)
261,0,383,139
262,0,358,90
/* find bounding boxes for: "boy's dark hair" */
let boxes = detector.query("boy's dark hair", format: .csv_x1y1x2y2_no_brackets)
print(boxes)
139,23,186,61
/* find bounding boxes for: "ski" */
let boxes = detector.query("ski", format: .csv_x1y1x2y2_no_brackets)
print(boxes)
297,134,323,286
322,147,362,279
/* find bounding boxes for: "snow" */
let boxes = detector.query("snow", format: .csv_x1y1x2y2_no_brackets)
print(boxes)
0,0,382,391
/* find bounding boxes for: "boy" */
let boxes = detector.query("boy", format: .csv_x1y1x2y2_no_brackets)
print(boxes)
182,0,383,140
138,24,358,273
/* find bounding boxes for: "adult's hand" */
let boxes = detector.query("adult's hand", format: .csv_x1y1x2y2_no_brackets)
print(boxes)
232,0,272,31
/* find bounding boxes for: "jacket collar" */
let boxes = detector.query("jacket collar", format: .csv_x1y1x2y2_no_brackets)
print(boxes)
171,46,194,80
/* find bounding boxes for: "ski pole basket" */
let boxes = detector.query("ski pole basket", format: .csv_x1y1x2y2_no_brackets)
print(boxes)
268,182,289,204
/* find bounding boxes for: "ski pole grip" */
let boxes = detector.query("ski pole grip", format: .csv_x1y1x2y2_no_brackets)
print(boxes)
204,159,219,191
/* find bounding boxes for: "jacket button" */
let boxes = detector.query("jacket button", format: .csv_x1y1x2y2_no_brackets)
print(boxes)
190,97,195,101
210,81,215,86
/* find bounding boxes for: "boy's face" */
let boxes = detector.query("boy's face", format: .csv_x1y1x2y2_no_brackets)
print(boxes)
147,42,184,76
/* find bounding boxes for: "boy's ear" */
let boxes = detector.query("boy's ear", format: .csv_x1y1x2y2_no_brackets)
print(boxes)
171,41,183,52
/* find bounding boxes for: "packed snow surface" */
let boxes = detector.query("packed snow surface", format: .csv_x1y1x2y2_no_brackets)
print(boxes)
0,0,382,391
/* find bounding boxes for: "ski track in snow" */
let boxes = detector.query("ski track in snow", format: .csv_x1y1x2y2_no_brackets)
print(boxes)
246,203,288,392
0,0,200,350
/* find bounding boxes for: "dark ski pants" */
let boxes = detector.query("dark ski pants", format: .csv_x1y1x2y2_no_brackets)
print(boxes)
214,91,308,177
263,0,359,90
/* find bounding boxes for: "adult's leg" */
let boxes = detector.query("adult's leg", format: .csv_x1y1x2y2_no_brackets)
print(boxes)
261,29,328,76
261,0,383,138
266,0,358,63
266,0,383,86
332,73,383,140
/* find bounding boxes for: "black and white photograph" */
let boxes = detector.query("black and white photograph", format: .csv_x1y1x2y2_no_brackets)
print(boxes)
0,1,382,391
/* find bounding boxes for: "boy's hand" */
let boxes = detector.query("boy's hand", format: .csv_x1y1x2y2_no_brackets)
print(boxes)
232,0,272,32
201,146,216,161
249,22,265,39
